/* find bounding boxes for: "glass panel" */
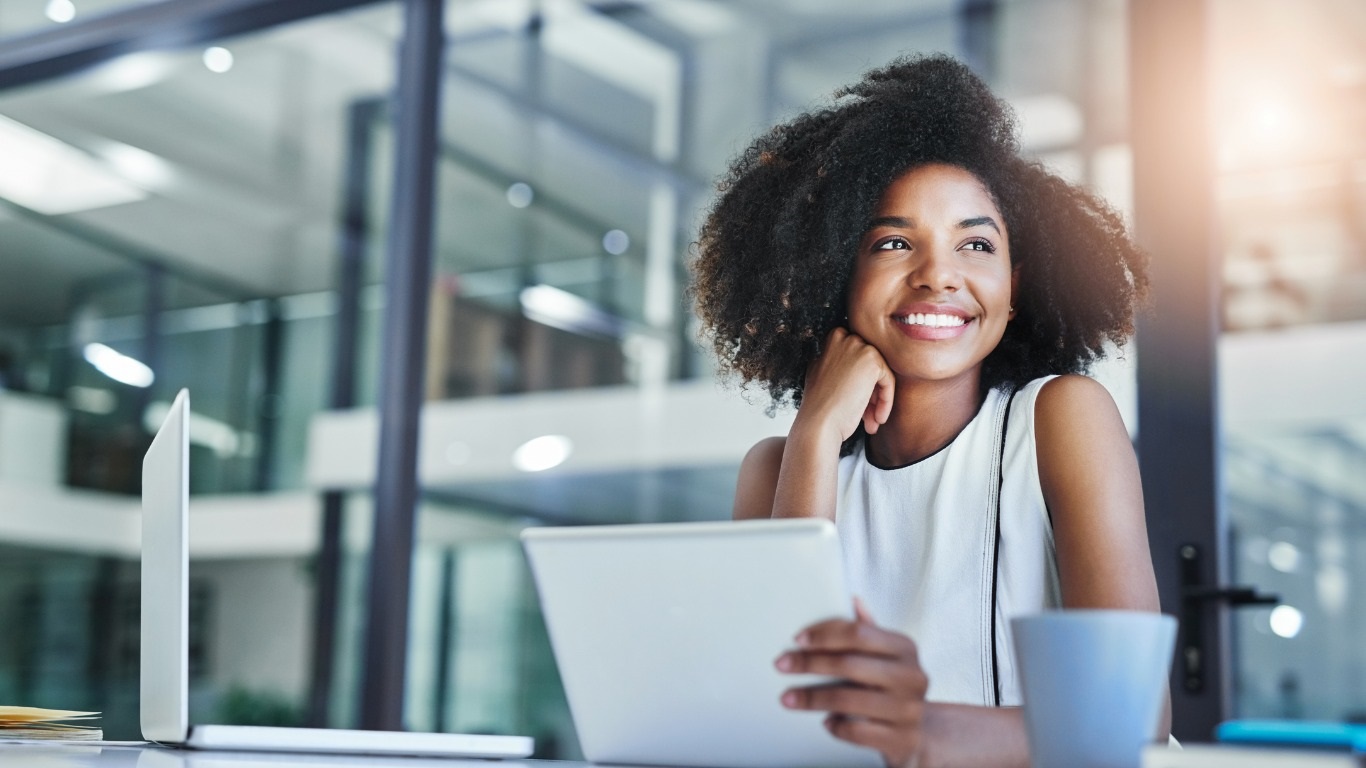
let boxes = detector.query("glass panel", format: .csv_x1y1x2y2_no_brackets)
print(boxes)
1215,0,1366,722
0,1,402,738
419,0,1135,759
0,0,1139,750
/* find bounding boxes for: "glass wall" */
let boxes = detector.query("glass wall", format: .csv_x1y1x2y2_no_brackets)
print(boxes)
395,0,1138,758
0,0,402,739
1,0,1147,755
1213,0,1366,722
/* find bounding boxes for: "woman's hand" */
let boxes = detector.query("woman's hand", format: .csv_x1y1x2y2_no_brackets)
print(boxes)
799,328,896,444
776,600,928,768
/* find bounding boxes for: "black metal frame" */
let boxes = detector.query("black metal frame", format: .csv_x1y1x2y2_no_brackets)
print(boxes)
1131,0,1228,741
358,0,445,732
307,96,383,727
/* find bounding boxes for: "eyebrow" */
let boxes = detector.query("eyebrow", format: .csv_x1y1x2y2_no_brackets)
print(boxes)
864,215,1002,234
959,216,1001,234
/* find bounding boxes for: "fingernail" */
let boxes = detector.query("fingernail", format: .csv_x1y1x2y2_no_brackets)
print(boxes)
775,654,793,672
781,691,797,708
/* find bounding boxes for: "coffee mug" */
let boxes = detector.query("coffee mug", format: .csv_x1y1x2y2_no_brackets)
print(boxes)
1012,610,1176,768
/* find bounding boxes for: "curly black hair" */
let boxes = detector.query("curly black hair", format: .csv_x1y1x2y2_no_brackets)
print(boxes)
691,54,1147,411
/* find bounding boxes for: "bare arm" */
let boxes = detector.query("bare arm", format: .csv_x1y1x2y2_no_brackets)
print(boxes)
919,705,1029,768
1034,374,1168,738
733,328,895,520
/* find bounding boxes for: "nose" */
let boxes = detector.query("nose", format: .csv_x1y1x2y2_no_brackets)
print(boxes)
907,245,962,292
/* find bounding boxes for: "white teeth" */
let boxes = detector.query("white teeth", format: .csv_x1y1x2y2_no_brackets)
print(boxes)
897,313,967,328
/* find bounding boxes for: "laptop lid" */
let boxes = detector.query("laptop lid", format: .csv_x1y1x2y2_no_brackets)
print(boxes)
141,388,191,744
137,389,534,759
522,518,883,768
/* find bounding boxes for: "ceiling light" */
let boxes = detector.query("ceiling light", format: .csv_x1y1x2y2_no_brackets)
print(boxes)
0,115,147,215
87,52,176,93
203,47,234,73
506,182,534,208
512,435,572,473
100,141,175,190
83,343,154,388
45,0,75,23
1266,541,1300,573
1268,605,1303,639
520,284,623,337
602,229,630,255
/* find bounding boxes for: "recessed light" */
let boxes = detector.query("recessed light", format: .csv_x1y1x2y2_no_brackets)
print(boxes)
512,435,572,472
45,0,75,23
506,182,534,208
83,343,154,388
203,47,234,74
602,229,629,255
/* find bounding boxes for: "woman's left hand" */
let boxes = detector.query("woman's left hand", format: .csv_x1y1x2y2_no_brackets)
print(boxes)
776,600,929,768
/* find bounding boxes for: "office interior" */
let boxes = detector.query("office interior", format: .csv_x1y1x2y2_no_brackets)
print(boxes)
0,0,1362,755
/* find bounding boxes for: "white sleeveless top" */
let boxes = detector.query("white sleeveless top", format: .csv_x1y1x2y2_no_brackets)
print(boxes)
835,376,1062,707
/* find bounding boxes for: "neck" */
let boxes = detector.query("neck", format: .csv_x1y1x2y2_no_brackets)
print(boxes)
865,373,984,467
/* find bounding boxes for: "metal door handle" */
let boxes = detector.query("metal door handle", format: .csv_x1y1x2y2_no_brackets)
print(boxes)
1177,543,1279,693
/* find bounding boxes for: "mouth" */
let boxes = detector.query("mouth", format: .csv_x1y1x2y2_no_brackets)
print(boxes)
893,312,969,329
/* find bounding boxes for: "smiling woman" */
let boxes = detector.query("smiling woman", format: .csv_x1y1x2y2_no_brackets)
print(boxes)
691,55,1159,768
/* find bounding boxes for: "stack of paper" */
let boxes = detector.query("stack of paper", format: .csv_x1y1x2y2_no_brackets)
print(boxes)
0,707,102,741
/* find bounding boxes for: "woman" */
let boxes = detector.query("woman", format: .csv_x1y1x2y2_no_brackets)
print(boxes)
690,55,1163,768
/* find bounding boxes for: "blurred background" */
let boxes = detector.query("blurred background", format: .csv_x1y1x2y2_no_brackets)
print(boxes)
0,0,1362,753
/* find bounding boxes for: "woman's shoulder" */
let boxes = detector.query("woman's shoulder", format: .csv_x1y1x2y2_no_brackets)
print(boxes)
1034,373,1118,416
733,437,787,520
1030,373,1128,452
741,435,788,472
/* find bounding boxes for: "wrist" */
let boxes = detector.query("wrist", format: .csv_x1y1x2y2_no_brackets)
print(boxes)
789,409,849,449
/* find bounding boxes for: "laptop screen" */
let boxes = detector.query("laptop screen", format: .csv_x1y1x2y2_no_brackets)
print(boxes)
141,388,191,744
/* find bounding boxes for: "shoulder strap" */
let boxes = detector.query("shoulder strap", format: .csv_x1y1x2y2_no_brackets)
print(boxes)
987,389,1019,708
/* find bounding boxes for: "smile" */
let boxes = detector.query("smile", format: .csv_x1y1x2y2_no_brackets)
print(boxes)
894,313,968,328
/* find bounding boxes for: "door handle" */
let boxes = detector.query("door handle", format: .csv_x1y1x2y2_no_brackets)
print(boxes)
1177,543,1279,693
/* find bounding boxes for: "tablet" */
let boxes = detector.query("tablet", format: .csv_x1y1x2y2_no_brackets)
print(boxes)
522,518,883,768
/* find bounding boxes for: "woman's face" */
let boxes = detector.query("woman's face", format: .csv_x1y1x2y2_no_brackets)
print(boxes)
846,163,1016,386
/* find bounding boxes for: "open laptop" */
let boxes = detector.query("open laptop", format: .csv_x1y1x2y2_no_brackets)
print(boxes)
522,519,884,768
141,389,533,758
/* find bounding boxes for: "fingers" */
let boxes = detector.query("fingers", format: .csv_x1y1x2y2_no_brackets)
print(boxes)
794,617,919,659
782,684,922,723
780,592,925,768
824,715,922,768
874,365,896,424
853,597,875,625
862,401,881,435
776,649,926,694
782,683,926,768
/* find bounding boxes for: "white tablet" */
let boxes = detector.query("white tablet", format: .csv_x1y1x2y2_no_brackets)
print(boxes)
522,518,883,768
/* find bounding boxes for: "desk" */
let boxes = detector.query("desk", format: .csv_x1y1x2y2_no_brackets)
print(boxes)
0,743,591,768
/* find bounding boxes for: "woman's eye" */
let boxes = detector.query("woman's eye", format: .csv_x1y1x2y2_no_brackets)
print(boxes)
963,239,995,253
875,238,909,251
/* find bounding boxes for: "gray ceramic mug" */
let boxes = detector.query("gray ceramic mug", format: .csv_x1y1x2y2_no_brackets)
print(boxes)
1012,610,1176,768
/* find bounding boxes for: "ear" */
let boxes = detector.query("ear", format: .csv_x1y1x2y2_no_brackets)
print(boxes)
1009,265,1021,319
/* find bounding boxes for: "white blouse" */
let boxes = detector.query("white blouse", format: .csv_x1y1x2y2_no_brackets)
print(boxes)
835,376,1062,706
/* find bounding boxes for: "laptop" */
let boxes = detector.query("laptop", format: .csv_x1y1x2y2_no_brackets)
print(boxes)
141,388,533,758
521,519,884,768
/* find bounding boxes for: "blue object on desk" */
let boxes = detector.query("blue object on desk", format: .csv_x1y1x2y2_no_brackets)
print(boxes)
1217,720,1366,751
